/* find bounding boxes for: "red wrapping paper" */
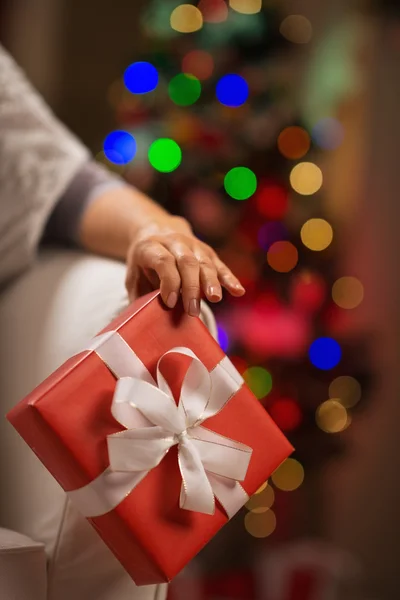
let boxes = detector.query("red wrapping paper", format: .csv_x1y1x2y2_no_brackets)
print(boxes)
7,291,293,585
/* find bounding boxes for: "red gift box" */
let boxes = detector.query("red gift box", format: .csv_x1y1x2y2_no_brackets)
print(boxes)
7,291,293,586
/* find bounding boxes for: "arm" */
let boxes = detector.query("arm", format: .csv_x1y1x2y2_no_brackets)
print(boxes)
76,178,246,317
0,43,88,285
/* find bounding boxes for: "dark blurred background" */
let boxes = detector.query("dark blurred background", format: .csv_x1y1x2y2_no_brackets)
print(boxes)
2,1,400,599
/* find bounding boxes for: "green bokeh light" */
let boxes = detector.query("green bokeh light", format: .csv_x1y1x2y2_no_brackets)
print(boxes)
243,367,273,399
168,73,202,106
148,138,182,172
224,166,257,200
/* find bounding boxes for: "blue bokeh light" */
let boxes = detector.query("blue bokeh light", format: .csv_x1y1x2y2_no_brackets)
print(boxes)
216,74,249,107
103,131,137,165
309,337,342,370
123,62,159,95
312,117,344,150
217,325,230,353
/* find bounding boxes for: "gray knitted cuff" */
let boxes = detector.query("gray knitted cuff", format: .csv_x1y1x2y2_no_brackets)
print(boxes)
44,161,126,245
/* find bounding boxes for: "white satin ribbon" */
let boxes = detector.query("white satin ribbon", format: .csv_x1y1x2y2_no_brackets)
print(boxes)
67,332,252,518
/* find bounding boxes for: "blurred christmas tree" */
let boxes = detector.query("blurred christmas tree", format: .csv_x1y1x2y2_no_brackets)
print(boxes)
97,0,372,595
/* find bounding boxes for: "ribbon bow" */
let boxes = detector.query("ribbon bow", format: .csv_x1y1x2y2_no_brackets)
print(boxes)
68,334,252,519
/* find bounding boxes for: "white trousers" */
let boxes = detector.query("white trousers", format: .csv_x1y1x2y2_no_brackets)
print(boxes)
0,250,218,600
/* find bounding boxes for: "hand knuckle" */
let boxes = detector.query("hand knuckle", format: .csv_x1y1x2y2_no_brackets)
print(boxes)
178,255,198,268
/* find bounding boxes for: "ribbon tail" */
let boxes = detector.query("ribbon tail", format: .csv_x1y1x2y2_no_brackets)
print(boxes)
178,440,215,516
67,467,149,517
207,472,249,519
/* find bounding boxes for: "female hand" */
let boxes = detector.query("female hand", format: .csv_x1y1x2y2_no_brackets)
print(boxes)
125,216,246,316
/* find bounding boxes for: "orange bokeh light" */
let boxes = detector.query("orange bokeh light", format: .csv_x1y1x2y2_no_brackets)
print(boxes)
267,241,299,273
278,126,311,160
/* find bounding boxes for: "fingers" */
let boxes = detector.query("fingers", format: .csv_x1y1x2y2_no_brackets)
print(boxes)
133,241,182,308
212,254,246,296
172,243,201,316
126,234,246,317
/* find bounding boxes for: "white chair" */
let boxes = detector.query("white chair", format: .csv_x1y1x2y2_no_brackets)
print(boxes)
0,249,217,600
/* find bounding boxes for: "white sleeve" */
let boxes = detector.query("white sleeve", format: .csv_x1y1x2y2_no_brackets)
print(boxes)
0,43,90,286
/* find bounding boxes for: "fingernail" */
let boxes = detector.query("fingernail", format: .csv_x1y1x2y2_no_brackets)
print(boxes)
235,283,245,292
166,292,178,308
208,286,222,301
189,298,200,317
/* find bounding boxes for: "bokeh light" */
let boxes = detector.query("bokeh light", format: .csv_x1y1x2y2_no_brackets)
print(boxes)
269,398,303,432
103,131,137,165
230,355,248,375
312,117,344,150
148,138,182,173
169,73,202,106
280,15,313,44
123,62,159,95
267,241,299,273
224,167,257,200
271,458,304,491
291,271,326,313
182,50,214,80
290,162,323,195
243,366,273,399
316,400,351,433
309,337,342,370
216,74,249,107
217,324,230,352
255,182,289,219
329,376,362,408
229,0,262,14
255,481,268,494
258,222,288,251
198,0,229,23
170,4,204,33
245,509,277,538
246,484,275,511
278,126,311,160
300,218,333,251
332,276,364,309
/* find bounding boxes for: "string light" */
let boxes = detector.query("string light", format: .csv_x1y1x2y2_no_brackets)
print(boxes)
271,458,304,491
309,337,342,370
103,131,137,165
329,376,362,408
280,15,313,44
170,4,203,33
278,126,311,159
290,162,323,195
267,241,298,273
316,400,351,433
300,218,333,251
243,366,273,399
123,62,159,94
182,50,214,80
224,167,257,200
332,276,364,309
244,509,277,537
216,74,249,107
229,0,262,14
148,138,182,172
169,74,202,106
